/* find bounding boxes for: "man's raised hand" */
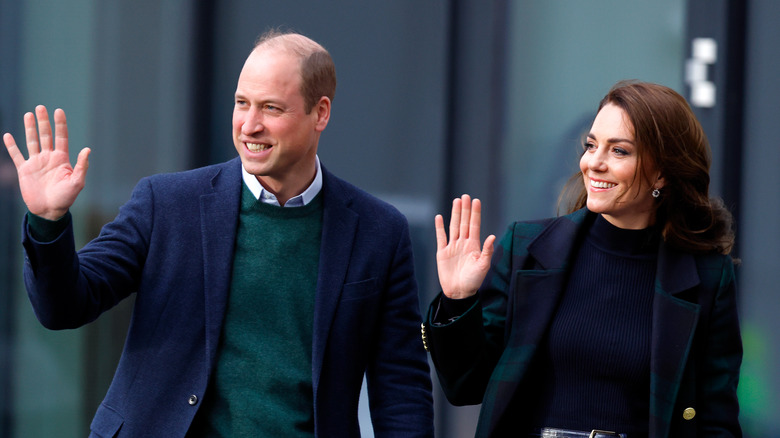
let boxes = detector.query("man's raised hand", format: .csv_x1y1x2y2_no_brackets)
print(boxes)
3,105,90,220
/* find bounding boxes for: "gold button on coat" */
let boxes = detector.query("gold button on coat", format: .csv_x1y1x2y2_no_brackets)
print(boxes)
683,407,696,420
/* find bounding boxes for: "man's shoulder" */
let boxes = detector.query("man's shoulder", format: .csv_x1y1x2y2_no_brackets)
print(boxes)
145,158,238,182
138,158,240,196
322,169,407,225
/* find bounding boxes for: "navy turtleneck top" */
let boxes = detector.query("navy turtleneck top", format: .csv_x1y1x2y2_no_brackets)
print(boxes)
527,214,659,436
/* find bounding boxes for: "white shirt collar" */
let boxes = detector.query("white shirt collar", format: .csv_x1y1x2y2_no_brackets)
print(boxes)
241,156,323,207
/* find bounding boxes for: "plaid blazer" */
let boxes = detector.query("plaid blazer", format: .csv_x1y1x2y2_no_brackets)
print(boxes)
425,209,742,437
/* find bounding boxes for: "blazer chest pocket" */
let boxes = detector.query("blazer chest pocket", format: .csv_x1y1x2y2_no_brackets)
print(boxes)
340,278,378,302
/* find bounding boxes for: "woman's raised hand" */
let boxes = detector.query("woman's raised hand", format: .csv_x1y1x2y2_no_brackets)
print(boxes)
435,194,496,299
3,105,90,220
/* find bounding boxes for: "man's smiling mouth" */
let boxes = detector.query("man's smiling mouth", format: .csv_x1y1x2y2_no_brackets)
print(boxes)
247,143,271,152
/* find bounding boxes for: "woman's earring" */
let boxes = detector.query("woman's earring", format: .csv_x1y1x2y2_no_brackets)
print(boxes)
652,188,661,198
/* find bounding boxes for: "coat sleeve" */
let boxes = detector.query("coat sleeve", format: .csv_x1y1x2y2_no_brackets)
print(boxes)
424,223,518,406
21,177,153,330
364,219,435,437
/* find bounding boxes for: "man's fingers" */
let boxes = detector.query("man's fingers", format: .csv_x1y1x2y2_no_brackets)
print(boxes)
54,108,69,153
35,105,53,151
72,147,91,182
23,112,40,155
3,133,26,168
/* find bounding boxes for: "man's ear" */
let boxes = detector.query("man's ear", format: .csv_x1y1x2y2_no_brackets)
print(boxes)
314,96,331,132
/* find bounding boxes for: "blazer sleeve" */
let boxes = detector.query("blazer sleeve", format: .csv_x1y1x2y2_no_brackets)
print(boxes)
21,177,154,330
424,223,518,406
364,219,435,438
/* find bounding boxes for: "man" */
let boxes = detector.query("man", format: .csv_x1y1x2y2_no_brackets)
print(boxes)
3,31,434,437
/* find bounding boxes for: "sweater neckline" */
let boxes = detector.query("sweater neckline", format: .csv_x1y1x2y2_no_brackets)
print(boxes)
587,214,660,257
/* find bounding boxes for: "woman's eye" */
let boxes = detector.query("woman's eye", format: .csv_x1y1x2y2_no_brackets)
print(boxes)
613,147,629,156
583,142,596,151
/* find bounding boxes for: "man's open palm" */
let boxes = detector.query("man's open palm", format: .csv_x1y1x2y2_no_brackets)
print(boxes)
3,105,90,220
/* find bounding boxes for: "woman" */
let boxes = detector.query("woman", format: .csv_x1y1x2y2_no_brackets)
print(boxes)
423,81,742,437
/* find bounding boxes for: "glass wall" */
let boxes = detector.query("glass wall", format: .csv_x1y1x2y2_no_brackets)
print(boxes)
1,0,778,436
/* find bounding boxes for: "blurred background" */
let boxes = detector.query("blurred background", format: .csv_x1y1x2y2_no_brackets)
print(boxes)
1,0,778,436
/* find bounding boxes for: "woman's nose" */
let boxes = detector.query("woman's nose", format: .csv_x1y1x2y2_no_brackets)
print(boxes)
587,148,608,171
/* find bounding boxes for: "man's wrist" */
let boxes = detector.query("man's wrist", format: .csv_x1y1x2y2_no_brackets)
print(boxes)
27,210,71,242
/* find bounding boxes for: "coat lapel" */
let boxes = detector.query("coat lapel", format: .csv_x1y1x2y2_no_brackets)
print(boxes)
481,211,590,435
482,210,703,437
311,168,359,392
649,243,701,437
199,159,242,369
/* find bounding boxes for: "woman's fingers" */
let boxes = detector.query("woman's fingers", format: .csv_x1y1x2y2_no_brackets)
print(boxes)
435,214,447,251
441,194,485,245
449,197,461,241
470,198,483,242
459,194,471,240
482,234,496,259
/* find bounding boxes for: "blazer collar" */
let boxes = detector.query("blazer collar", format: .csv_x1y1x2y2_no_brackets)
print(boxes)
483,209,705,437
526,208,591,270
526,209,701,296
516,208,702,437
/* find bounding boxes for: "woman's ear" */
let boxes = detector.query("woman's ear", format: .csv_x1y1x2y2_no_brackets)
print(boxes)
654,173,666,190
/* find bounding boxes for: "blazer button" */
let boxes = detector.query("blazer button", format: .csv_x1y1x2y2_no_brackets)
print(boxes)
188,395,199,406
421,323,429,351
683,407,696,420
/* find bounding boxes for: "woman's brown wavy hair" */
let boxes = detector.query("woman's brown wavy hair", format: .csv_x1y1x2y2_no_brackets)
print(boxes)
559,80,735,255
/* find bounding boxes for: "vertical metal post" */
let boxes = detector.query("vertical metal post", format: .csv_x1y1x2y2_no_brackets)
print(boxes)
684,0,747,256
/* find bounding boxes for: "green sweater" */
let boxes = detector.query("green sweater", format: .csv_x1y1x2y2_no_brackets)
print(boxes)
196,186,323,437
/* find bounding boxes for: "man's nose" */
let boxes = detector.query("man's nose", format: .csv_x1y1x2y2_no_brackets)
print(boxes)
242,107,264,134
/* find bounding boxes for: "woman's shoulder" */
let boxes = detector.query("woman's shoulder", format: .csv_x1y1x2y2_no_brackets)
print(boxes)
507,208,591,239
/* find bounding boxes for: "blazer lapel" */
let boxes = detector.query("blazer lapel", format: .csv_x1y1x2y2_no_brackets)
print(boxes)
511,210,591,347
200,159,242,369
311,168,359,392
481,211,590,435
649,243,701,437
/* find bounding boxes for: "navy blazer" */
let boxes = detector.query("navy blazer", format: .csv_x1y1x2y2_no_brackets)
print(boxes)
425,209,741,437
22,158,434,437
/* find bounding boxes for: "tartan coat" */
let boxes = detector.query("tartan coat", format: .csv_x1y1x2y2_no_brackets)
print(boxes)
21,158,434,437
424,208,742,437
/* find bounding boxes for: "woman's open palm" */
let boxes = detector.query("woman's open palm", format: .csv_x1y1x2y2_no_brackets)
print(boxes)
435,195,495,299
